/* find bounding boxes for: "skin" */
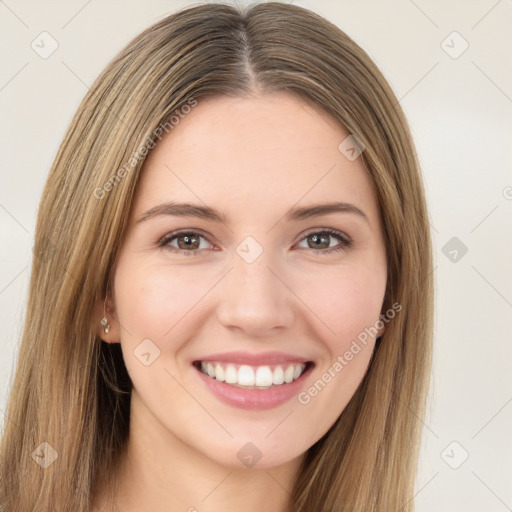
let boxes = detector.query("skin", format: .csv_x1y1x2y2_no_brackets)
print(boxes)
93,92,387,512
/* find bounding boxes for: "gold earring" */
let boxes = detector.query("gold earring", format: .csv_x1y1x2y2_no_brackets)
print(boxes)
100,297,110,334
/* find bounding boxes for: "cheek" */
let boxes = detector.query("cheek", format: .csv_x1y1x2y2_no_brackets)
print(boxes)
291,273,384,441
296,262,386,348
112,261,204,386
113,262,209,408
289,261,386,415
115,262,208,338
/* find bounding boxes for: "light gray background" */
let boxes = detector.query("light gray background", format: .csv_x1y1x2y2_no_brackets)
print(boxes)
1,1,511,510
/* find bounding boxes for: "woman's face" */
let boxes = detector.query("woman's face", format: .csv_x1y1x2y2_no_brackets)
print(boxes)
107,92,387,469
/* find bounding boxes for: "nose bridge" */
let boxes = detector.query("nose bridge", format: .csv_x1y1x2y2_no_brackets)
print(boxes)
216,239,294,335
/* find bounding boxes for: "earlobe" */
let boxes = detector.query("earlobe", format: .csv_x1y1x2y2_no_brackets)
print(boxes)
96,296,121,343
100,315,111,334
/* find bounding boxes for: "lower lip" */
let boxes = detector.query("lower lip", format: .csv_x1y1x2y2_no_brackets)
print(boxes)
194,364,314,410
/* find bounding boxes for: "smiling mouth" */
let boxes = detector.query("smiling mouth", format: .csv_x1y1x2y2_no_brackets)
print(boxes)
192,360,314,390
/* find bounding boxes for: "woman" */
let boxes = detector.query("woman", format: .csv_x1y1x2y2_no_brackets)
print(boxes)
0,2,433,511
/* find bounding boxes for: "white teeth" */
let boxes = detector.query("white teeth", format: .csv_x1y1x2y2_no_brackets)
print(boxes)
238,365,255,386
284,365,295,383
255,366,274,387
272,366,285,385
215,364,225,382
225,364,237,384
198,361,307,388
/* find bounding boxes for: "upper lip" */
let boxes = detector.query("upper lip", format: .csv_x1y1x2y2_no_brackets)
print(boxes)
193,351,312,366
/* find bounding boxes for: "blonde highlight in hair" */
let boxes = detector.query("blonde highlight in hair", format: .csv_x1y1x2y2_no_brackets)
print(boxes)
0,3,433,511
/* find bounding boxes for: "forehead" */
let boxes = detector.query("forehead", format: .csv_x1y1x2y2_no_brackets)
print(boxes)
131,92,379,225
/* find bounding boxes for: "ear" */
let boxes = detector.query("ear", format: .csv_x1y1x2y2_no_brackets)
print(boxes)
95,295,121,343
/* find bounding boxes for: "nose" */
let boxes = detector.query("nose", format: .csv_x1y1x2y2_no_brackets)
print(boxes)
216,247,295,338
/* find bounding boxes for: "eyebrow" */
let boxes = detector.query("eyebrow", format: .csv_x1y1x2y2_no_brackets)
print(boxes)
136,201,369,225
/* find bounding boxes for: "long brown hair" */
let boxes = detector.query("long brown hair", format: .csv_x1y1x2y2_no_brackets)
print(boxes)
0,2,433,510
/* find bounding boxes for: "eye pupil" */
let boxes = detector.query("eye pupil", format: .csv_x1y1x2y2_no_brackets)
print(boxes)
178,235,199,250
309,233,329,249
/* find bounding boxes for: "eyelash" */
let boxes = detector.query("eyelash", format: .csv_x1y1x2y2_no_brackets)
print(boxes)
157,228,352,256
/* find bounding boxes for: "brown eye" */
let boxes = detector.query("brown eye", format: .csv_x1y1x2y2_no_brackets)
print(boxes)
296,229,351,254
159,231,214,254
306,233,330,249
176,234,200,250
